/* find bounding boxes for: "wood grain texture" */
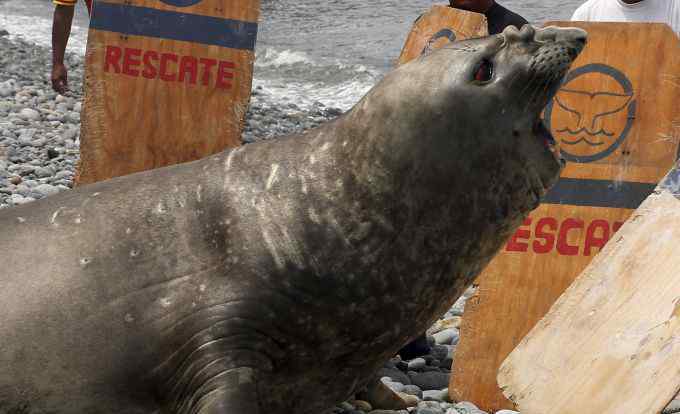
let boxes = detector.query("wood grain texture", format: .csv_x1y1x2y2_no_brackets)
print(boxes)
450,22,680,412
78,0,258,184
397,5,487,66
498,162,680,414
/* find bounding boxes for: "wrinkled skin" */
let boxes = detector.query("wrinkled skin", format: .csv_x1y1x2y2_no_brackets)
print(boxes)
0,25,586,414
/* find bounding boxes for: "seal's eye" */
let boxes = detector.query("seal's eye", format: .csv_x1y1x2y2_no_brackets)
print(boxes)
473,59,494,83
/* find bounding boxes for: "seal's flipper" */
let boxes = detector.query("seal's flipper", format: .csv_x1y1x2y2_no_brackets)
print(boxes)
188,368,260,414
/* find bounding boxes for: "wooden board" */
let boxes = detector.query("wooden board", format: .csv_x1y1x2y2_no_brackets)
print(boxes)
397,5,487,66
450,22,680,412
497,161,680,414
78,0,259,184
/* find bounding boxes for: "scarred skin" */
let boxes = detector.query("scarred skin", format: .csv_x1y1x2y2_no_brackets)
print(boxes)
0,25,586,414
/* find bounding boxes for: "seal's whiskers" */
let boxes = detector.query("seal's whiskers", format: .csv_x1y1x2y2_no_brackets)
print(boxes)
519,74,542,114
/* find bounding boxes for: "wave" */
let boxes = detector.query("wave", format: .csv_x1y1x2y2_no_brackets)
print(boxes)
0,14,88,56
0,13,88,55
252,48,382,111
254,47,381,78
255,48,314,68
253,77,376,111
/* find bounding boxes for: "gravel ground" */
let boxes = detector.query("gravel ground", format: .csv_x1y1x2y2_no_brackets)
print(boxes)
1,30,679,414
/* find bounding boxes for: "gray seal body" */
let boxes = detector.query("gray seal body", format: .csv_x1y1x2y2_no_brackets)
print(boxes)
0,25,586,414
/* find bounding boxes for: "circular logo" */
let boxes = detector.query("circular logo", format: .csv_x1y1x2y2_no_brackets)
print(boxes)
421,29,457,56
159,0,203,7
544,63,636,163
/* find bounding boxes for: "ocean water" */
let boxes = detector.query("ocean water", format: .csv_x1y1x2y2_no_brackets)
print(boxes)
0,0,583,109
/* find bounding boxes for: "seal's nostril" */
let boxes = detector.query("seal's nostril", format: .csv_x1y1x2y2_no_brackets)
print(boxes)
567,48,579,60
572,29,588,45
502,25,521,42
519,24,536,41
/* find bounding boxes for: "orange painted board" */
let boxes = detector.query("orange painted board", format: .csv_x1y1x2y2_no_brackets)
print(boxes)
498,162,680,414
450,22,680,413
397,5,487,66
79,0,259,184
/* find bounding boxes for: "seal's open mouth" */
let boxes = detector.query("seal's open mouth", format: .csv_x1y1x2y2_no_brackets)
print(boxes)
533,118,562,163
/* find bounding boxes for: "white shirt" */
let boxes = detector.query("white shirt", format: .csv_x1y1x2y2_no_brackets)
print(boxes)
571,0,680,36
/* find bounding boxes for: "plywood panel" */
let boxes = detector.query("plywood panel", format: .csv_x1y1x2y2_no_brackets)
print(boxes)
78,0,259,184
397,5,487,66
498,162,680,414
450,22,680,412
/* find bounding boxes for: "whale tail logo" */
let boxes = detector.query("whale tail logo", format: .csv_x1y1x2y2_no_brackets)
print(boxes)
544,63,636,163
554,88,634,147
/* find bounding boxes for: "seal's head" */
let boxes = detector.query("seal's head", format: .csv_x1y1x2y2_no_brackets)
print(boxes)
352,25,586,208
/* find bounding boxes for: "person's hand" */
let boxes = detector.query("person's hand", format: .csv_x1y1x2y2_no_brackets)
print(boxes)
51,62,68,94
449,0,494,13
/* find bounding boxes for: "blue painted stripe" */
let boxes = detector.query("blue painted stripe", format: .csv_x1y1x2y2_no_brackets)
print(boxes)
90,2,258,51
543,178,656,209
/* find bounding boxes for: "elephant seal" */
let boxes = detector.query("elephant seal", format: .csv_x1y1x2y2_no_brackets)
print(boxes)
0,25,586,414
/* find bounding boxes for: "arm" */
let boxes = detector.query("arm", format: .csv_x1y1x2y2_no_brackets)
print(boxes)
484,2,528,35
52,4,75,94
449,0,528,35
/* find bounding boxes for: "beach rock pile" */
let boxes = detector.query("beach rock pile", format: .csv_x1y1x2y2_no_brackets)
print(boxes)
0,35,83,208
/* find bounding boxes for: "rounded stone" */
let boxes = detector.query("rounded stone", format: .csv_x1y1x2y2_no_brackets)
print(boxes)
350,400,372,412
401,385,423,397
429,345,449,361
432,328,459,346
396,393,420,407
383,381,405,393
33,184,60,197
408,358,427,370
451,401,487,414
18,108,40,121
408,372,450,391
422,389,448,402
34,167,53,178
377,368,411,385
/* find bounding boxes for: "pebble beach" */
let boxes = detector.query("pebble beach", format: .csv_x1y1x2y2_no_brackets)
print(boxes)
1,19,680,414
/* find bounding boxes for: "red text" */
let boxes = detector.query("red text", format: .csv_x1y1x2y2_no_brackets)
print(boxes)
505,216,625,256
104,45,235,89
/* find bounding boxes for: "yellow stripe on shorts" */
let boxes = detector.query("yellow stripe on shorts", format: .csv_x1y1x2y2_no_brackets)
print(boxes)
53,0,77,6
